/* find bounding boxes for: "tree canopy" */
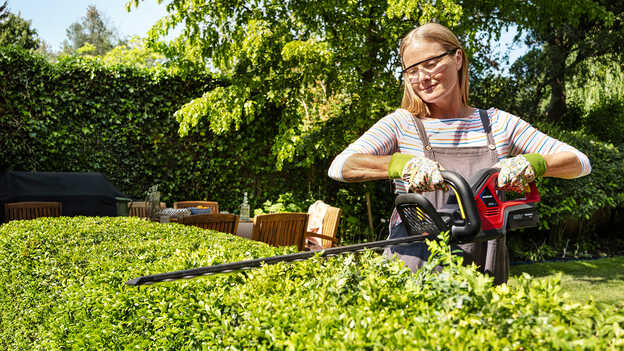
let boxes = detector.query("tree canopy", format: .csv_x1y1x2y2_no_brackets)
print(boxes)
62,5,122,56
100,36,165,68
501,0,624,122
127,0,623,168
0,1,40,50
127,0,508,168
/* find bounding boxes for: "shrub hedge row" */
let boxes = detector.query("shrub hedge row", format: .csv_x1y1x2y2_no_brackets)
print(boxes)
1,46,623,255
0,217,622,349
0,46,314,214
0,46,393,244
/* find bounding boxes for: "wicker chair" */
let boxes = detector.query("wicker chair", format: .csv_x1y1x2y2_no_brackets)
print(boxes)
178,213,239,234
251,213,309,251
305,205,342,249
4,201,62,221
128,201,166,218
173,201,219,214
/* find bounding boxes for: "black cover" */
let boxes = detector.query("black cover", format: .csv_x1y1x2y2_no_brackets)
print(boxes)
0,171,127,223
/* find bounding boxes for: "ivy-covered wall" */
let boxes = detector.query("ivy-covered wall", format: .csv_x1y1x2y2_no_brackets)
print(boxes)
1,46,623,257
0,46,390,243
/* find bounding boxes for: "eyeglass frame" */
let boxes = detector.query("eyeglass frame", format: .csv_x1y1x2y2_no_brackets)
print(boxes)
401,48,459,77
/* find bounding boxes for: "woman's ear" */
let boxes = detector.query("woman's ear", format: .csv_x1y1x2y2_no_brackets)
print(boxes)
455,49,463,71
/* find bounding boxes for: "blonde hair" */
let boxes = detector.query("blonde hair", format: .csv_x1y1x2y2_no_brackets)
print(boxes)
400,23,469,117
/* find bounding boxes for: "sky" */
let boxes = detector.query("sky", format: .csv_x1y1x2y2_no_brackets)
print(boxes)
10,0,169,52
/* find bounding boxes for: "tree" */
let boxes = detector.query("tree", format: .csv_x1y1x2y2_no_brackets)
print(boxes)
0,1,7,22
62,5,121,56
0,1,40,50
127,0,504,168
101,36,164,68
501,0,624,123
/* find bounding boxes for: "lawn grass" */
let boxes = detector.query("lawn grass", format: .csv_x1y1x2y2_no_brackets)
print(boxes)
509,256,624,307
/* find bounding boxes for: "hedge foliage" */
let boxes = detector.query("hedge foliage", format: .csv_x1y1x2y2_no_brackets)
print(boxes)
532,122,624,235
0,46,316,213
1,46,624,252
0,217,623,349
0,45,393,244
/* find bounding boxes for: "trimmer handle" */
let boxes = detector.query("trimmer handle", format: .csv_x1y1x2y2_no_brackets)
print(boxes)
439,170,482,243
473,167,540,204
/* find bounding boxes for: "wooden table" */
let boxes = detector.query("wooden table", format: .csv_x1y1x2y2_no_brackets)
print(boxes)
155,215,254,239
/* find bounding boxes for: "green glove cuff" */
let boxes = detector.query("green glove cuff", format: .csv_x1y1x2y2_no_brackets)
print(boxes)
388,153,415,179
523,153,547,177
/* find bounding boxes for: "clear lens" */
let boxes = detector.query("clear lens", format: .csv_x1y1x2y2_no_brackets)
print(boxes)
405,58,444,78
402,49,456,81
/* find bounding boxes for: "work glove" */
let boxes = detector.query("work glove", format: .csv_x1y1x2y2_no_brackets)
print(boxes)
388,153,446,192
494,153,547,193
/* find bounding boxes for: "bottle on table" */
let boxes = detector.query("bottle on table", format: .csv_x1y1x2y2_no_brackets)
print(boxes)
240,192,250,221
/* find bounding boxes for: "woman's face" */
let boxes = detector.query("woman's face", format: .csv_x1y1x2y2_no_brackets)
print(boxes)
402,39,462,107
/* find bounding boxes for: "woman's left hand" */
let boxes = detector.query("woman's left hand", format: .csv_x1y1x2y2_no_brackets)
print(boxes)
494,155,539,193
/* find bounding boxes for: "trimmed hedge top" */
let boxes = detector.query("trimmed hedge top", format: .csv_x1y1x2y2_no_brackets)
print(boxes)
1,217,623,350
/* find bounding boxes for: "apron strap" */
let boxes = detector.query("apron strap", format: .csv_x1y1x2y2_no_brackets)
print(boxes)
479,109,499,162
479,108,491,133
410,115,435,159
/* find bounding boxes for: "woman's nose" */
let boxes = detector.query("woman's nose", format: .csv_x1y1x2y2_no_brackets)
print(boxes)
409,71,431,84
418,70,432,81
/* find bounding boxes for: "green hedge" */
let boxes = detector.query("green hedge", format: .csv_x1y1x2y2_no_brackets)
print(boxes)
0,45,392,244
0,46,311,214
532,123,624,236
1,217,622,349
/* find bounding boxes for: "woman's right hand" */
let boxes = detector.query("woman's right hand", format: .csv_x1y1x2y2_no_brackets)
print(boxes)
388,153,445,192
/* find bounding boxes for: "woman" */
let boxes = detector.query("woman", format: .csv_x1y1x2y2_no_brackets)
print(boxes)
327,23,591,284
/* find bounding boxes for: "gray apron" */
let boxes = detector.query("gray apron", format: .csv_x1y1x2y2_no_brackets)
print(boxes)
385,109,509,285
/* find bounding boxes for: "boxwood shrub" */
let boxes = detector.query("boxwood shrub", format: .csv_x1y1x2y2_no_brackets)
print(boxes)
1,217,622,350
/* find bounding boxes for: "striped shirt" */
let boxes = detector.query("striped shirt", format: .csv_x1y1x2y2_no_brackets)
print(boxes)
328,108,591,226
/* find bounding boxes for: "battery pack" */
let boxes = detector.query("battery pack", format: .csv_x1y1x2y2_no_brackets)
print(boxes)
506,206,539,230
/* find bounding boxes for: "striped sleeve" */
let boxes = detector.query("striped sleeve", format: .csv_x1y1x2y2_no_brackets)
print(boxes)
328,111,405,181
495,110,591,177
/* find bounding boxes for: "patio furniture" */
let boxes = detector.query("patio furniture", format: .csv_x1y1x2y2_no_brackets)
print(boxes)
178,213,239,234
305,205,342,249
0,171,128,223
251,213,309,251
128,201,166,218
173,201,219,214
4,201,62,221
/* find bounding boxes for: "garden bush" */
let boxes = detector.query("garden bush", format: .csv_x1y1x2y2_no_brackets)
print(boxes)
506,121,624,260
0,46,394,244
583,96,624,145
532,122,624,233
1,217,622,349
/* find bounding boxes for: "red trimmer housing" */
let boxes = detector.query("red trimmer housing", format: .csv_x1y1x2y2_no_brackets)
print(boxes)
395,168,540,244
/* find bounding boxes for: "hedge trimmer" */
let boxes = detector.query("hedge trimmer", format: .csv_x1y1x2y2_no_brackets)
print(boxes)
126,168,540,286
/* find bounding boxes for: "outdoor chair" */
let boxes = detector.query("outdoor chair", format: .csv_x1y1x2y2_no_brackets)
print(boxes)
178,213,239,234
128,201,166,218
4,201,62,221
173,201,219,214
305,205,342,250
251,213,309,251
